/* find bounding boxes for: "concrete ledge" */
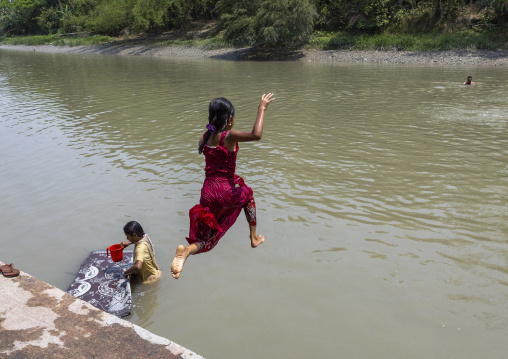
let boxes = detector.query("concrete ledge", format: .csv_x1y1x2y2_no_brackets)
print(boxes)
0,261,204,358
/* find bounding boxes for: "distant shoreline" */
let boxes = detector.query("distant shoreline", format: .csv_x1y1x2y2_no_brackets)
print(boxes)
1,43,508,66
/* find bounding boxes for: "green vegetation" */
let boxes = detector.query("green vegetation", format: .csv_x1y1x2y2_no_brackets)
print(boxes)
216,0,316,46
0,34,114,46
309,29,508,51
1,0,507,50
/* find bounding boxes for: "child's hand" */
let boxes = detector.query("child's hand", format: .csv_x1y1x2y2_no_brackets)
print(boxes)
259,93,275,110
120,241,130,248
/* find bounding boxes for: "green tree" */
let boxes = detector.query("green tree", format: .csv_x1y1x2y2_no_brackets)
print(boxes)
0,0,45,35
132,0,215,32
430,0,460,22
217,0,316,46
85,0,134,35
37,0,74,33
483,0,508,24
315,0,400,32
59,0,216,35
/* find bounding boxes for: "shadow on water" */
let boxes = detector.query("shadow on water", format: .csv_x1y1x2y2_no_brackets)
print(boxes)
210,47,306,61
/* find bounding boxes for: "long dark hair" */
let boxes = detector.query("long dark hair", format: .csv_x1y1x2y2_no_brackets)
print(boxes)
198,97,235,154
123,221,145,237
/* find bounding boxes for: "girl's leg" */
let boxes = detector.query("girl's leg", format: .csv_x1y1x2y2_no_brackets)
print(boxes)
244,198,265,248
171,242,202,279
249,224,265,248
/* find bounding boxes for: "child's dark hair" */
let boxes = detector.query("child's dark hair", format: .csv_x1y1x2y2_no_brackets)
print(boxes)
198,97,235,154
123,221,145,237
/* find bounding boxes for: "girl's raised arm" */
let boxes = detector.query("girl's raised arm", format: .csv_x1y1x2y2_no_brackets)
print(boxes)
226,93,275,144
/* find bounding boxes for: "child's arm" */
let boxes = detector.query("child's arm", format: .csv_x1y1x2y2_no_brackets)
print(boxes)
124,260,142,277
226,93,275,144
120,241,130,248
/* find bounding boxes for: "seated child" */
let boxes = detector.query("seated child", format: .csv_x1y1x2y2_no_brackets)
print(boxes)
121,221,161,283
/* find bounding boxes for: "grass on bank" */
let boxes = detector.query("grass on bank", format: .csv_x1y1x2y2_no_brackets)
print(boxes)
0,34,114,46
308,29,508,51
1,29,507,51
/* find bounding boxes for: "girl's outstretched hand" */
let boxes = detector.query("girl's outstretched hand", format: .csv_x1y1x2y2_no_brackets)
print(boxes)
225,92,275,145
259,93,275,110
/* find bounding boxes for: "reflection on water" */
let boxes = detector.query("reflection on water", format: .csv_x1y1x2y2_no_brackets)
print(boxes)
1,49,508,358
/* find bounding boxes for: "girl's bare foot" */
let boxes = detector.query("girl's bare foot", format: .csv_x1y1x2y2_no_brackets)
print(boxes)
171,245,188,279
251,234,265,248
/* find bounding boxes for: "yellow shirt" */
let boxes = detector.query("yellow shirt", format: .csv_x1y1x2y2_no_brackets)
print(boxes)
134,241,161,283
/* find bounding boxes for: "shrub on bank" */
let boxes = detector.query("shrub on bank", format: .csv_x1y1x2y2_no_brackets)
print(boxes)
216,0,316,46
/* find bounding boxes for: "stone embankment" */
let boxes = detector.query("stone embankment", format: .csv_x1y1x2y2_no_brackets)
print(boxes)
0,261,203,359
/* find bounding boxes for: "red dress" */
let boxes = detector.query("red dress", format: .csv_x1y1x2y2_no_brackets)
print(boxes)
186,131,257,253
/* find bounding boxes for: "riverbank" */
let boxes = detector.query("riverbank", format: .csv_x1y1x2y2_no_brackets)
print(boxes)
1,43,508,66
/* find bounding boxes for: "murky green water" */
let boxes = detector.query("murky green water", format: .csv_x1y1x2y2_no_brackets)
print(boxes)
1,48,507,358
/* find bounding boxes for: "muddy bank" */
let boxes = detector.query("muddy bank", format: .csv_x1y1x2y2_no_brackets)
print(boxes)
1,43,507,66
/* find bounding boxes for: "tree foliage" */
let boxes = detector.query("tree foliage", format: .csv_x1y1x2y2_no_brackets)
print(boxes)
56,0,214,35
315,0,398,32
1,0,507,42
483,0,508,23
217,0,316,46
0,0,45,35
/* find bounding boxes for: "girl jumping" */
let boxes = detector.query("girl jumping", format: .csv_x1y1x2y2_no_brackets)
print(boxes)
171,93,275,279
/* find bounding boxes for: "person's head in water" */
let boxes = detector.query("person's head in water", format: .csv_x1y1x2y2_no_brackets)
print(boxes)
464,76,474,85
123,221,145,243
198,97,235,154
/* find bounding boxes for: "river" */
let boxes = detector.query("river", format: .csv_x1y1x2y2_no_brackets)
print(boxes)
1,49,507,358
